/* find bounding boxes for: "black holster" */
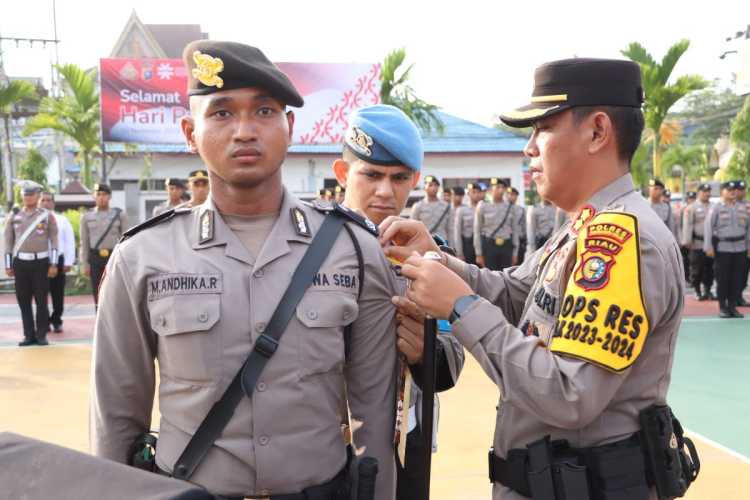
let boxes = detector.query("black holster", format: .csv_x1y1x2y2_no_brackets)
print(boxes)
526,436,590,500
639,405,700,499
128,432,158,472
346,445,379,500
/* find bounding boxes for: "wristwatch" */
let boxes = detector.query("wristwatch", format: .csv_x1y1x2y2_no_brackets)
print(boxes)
449,294,480,323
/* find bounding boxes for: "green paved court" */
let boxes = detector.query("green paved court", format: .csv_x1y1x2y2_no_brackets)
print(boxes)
669,316,750,459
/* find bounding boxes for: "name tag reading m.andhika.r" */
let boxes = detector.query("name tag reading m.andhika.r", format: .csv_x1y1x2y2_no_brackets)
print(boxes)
147,273,223,301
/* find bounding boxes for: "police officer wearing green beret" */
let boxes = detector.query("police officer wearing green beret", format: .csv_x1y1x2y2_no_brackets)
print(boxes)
380,58,698,499
91,40,399,500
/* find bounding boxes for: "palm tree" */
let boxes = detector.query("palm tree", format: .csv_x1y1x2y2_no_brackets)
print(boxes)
0,80,38,204
23,64,100,188
380,48,444,134
622,40,707,178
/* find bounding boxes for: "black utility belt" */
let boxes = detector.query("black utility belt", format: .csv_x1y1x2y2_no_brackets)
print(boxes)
214,466,348,500
692,232,703,241
483,235,510,246
717,235,745,242
488,405,699,500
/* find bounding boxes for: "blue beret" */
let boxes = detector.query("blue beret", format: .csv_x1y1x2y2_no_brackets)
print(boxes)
344,104,423,172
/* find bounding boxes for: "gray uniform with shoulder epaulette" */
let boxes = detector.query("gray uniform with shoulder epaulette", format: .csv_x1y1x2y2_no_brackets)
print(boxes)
410,198,452,244
473,200,519,270
649,200,678,241
90,189,398,499
527,202,556,254
444,174,683,500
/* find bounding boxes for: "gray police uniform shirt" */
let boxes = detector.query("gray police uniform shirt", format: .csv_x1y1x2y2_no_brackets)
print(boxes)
444,174,683,500
681,201,712,250
473,200,519,258
80,207,128,267
410,198,452,244
153,200,182,218
527,203,556,253
649,201,678,241
90,190,398,499
554,207,568,230
703,200,750,254
4,207,58,256
453,204,477,260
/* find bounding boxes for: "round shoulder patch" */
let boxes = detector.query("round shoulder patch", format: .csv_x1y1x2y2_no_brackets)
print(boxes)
550,211,649,372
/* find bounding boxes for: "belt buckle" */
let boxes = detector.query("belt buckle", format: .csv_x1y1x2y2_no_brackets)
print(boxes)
99,249,110,258
495,238,505,246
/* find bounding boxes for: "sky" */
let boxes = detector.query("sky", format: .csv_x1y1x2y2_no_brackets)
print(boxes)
1,0,749,126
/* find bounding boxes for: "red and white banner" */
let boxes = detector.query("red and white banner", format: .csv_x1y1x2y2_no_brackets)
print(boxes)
100,58,381,145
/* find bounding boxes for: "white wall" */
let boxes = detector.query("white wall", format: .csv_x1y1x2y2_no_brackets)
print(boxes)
106,151,526,223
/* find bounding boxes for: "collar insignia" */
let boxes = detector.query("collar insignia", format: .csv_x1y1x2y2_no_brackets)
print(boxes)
291,207,311,237
570,205,596,234
199,210,214,244
346,126,373,157
192,51,224,88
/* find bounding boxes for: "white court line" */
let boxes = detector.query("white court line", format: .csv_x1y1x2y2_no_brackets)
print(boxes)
681,317,750,323
686,428,750,464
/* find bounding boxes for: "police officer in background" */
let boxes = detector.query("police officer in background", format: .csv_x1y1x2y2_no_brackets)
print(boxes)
80,183,128,306
153,178,187,217
647,179,678,240
3,181,58,346
526,198,556,254
705,180,750,318
507,187,527,263
448,186,465,247
381,58,697,500
318,187,333,201
410,175,451,245
331,103,464,500
678,191,695,282
682,185,713,300
91,40,398,500
334,185,346,204
474,177,518,270
736,180,749,307
178,169,210,209
453,182,485,264
40,191,76,333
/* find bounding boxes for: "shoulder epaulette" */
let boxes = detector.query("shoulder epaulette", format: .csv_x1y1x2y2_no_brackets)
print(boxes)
311,200,379,236
120,207,191,242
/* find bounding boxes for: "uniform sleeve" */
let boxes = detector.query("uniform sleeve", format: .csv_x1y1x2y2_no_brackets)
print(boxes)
80,214,90,267
527,207,537,253
90,247,157,462
473,203,483,257
681,207,692,247
4,215,14,264
453,208,464,260
449,233,679,429
703,208,715,254
47,211,59,251
668,209,678,241
511,208,520,259
345,241,397,500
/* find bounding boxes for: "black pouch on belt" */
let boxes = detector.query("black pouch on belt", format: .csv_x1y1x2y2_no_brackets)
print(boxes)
526,435,591,500
639,404,700,499
584,435,650,500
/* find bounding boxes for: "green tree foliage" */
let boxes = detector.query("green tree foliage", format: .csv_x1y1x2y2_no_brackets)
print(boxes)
622,39,707,178
675,84,745,147
661,143,710,181
380,48,444,134
23,64,100,188
0,80,38,201
13,147,49,204
726,95,750,187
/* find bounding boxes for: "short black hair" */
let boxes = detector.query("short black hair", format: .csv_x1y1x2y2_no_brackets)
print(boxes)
571,106,644,164
451,186,465,196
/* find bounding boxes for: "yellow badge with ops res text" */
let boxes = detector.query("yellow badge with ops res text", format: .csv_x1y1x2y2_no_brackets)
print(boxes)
549,211,649,372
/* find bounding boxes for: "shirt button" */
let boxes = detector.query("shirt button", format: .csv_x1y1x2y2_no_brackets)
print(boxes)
258,435,269,446
307,310,318,320
255,322,266,333
257,382,267,392
253,269,264,278
198,312,209,323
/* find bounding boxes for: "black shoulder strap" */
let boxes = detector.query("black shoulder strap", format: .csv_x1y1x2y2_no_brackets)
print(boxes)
120,208,191,243
429,203,451,234
172,211,347,480
92,208,123,250
489,204,512,239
